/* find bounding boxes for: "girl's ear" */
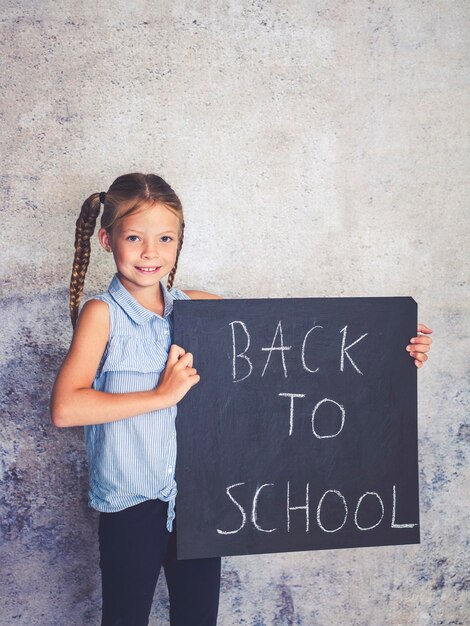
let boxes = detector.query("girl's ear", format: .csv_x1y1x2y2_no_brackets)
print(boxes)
98,227,113,252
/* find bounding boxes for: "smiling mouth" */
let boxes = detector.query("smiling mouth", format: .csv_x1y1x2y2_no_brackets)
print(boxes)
135,266,161,273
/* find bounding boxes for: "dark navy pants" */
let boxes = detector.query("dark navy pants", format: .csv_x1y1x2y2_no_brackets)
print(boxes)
98,499,221,626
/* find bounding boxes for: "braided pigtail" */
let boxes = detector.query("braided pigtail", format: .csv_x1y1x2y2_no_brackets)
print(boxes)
167,219,185,290
69,193,103,329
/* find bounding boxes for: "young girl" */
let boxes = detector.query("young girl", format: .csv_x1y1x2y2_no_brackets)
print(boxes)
50,172,433,626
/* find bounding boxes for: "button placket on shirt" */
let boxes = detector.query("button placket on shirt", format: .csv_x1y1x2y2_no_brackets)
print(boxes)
166,438,176,480
150,316,171,349
151,293,175,482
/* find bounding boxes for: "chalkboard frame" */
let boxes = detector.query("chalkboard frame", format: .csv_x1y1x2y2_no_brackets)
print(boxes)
173,296,419,560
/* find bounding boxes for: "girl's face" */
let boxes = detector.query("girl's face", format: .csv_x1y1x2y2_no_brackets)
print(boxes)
98,202,181,295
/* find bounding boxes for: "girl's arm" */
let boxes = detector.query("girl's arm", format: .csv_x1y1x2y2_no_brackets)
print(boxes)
50,300,199,427
183,290,224,299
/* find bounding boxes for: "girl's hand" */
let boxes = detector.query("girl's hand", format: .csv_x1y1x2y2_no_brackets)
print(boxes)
156,344,201,405
406,323,433,368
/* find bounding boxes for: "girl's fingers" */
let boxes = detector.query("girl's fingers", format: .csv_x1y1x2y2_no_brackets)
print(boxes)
411,323,431,367
168,344,186,363
178,351,193,368
411,334,432,344
189,374,201,386
417,323,433,334
407,343,430,353
407,325,433,366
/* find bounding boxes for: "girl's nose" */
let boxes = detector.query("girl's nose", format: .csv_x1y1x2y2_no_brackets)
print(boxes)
142,245,159,259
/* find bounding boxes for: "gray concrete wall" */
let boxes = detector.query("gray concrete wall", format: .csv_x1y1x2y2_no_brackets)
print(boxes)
1,1,469,624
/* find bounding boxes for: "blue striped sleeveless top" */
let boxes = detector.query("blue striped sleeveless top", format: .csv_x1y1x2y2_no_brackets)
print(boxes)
84,272,190,532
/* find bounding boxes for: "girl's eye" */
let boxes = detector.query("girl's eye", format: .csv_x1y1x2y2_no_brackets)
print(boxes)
126,235,173,243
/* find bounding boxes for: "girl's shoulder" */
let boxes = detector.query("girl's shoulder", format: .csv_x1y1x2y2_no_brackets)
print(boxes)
180,290,224,300
81,296,110,317
80,295,112,327
88,291,113,305
77,298,110,338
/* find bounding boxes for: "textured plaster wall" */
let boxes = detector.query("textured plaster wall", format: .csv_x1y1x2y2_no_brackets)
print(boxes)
1,1,469,624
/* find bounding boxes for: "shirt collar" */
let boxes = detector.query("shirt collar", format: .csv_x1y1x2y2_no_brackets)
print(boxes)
108,273,174,324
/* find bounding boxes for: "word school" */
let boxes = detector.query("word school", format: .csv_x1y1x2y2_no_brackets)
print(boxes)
217,483,418,535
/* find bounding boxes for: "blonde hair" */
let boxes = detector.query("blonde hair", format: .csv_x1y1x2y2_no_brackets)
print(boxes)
69,173,185,328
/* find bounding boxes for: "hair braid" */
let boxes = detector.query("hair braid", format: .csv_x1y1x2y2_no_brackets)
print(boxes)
69,194,102,329
167,220,185,290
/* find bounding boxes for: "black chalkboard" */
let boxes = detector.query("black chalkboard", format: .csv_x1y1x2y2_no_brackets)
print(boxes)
173,297,419,559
